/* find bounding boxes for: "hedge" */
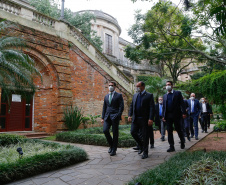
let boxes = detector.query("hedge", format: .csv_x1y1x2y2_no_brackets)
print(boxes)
0,134,88,184
56,125,137,147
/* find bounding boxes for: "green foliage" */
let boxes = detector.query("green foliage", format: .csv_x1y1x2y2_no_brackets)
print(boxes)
138,76,168,102
28,0,103,50
129,151,226,185
0,134,25,146
56,125,137,147
178,70,226,118
0,20,41,98
63,105,84,131
214,120,226,131
0,136,87,184
177,156,226,185
125,1,206,83
81,114,101,129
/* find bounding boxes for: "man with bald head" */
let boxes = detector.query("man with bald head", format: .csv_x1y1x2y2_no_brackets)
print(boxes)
128,81,155,159
187,93,201,140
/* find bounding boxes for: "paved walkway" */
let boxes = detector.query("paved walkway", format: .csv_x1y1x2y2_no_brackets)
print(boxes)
8,125,214,185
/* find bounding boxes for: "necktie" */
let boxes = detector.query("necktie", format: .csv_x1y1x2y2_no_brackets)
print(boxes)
109,93,112,104
192,101,194,113
159,104,162,116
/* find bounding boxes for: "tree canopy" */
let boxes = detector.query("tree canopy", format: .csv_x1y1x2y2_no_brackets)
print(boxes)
29,0,103,51
125,2,206,83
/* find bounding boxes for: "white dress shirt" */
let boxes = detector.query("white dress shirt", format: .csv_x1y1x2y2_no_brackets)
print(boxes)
202,103,207,113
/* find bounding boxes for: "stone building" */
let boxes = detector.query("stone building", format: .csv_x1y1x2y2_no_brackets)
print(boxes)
0,0,133,133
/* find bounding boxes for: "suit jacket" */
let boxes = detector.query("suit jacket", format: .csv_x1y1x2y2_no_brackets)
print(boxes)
162,90,186,119
184,100,189,116
102,91,124,121
200,102,212,114
128,91,155,123
187,99,200,116
154,103,162,127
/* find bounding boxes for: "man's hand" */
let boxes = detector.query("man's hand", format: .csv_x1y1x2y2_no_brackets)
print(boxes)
182,114,187,119
162,117,166,122
148,119,153,126
101,119,104,124
128,116,132,122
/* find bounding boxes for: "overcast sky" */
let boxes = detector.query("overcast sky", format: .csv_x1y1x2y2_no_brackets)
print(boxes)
64,0,182,43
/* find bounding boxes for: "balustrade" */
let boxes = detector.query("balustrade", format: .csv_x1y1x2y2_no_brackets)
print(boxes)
0,1,20,15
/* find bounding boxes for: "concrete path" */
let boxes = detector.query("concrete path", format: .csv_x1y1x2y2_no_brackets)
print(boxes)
8,125,214,185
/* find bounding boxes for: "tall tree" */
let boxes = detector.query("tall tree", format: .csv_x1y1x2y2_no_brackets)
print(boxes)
131,0,226,64
0,20,41,110
125,2,206,83
29,0,103,51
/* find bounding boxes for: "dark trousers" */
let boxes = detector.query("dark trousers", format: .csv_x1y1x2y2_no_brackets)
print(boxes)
201,113,208,132
148,125,154,145
103,117,119,151
131,117,149,154
166,117,184,149
207,114,211,128
190,116,194,136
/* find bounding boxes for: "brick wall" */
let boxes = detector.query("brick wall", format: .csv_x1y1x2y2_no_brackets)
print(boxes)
6,25,131,133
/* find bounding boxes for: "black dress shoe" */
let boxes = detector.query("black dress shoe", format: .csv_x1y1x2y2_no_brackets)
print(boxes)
161,137,165,141
187,136,191,141
133,147,140,151
181,143,185,149
142,153,148,159
110,151,116,156
205,131,208,133
195,137,199,140
108,147,112,153
138,149,143,155
167,148,175,152
191,135,194,138
201,130,204,133
150,144,154,149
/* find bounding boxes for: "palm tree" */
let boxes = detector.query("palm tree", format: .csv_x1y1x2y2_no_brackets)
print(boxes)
0,20,41,112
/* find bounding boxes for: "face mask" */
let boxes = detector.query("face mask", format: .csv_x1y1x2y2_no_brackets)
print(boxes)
201,99,204,103
190,97,195,100
159,100,163,104
109,86,114,92
166,85,172,91
137,87,141,92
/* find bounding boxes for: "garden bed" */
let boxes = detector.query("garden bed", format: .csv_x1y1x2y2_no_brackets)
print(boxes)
129,151,226,185
56,125,137,147
0,134,88,184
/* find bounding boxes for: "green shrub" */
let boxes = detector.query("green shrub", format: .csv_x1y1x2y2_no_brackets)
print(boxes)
0,136,88,184
56,125,136,147
63,105,84,130
214,120,226,131
129,151,226,185
0,134,25,146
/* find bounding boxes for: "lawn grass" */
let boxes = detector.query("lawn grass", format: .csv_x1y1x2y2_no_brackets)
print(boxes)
129,151,226,185
43,135,56,141
56,125,137,147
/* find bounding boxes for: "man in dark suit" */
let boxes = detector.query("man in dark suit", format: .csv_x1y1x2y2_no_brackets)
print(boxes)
101,81,124,156
155,96,166,141
187,93,201,140
183,98,190,141
162,81,186,152
200,97,212,133
128,81,155,159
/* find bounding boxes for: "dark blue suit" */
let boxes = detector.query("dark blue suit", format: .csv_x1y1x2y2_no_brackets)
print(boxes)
102,91,124,151
187,99,200,138
162,90,186,149
129,91,155,154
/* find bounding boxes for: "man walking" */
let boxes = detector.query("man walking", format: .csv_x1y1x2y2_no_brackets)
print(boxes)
128,81,155,159
200,97,212,133
187,93,201,140
162,81,186,152
101,81,124,156
155,96,166,141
